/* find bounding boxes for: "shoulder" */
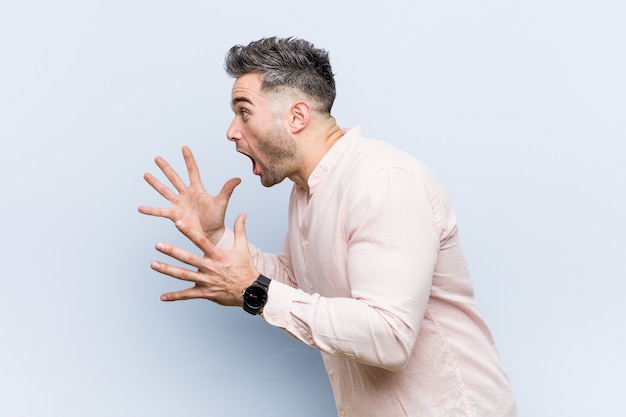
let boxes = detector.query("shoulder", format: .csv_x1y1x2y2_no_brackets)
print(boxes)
338,131,458,239
339,130,432,181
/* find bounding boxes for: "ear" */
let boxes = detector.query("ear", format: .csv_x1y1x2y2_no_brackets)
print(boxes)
288,101,311,134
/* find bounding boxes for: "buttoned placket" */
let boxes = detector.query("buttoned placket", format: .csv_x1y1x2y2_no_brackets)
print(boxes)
296,187,313,292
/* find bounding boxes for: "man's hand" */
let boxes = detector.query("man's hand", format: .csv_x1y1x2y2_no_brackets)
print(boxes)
138,146,241,245
150,213,259,305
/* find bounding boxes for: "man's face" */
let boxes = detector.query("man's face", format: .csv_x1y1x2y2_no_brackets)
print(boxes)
227,73,299,187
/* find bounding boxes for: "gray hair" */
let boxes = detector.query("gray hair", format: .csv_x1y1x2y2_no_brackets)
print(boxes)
224,37,336,114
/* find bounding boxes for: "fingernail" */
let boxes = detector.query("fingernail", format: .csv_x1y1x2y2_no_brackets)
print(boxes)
156,242,164,251
175,220,185,229
151,261,160,270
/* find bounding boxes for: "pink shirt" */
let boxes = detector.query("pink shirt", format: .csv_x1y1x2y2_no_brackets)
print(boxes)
220,127,517,416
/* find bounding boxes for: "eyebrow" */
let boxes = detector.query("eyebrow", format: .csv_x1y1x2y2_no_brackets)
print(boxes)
231,96,253,107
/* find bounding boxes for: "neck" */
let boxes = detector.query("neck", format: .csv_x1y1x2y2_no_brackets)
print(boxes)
289,116,344,191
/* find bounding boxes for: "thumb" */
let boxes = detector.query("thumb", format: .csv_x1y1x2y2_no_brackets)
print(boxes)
233,212,249,249
217,177,242,206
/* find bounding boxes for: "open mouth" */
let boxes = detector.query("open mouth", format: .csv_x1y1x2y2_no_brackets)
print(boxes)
240,151,259,175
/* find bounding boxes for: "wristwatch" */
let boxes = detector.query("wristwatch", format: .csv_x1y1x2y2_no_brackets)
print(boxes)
242,274,271,315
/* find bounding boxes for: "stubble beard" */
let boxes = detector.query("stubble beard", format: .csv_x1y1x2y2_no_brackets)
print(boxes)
256,124,300,188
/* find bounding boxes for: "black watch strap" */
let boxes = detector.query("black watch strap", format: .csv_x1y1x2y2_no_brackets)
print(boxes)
255,274,271,290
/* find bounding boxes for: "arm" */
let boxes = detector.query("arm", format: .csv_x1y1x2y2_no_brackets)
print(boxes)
262,167,445,371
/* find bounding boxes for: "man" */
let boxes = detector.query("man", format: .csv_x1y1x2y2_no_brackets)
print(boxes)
139,37,517,417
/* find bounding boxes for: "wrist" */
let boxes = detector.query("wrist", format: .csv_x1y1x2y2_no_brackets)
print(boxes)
207,226,226,245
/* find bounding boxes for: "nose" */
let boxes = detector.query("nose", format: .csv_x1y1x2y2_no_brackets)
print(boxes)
226,118,240,142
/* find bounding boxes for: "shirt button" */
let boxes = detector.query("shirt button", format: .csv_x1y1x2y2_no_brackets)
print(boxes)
308,339,315,346
339,409,346,416
328,368,334,376
303,239,309,247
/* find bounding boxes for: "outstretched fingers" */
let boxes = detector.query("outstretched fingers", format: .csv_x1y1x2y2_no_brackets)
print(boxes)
137,173,175,217
150,259,196,283
150,244,212,302
142,171,178,202
182,146,203,185
160,287,203,302
155,155,188,193
154,241,204,271
137,204,168,217
151,260,202,301
174,219,222,259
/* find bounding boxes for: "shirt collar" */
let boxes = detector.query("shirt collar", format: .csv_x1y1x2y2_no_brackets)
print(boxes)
301,126,361,197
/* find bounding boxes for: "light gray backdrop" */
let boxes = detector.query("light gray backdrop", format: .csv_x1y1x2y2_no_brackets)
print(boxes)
1,0,624,416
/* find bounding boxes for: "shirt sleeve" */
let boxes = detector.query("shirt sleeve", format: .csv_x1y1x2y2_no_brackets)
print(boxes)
262,167,448,371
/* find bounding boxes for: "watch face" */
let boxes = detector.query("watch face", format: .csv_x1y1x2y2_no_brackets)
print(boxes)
244,285,267,308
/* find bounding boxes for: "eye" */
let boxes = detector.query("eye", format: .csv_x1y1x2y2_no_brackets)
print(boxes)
240,109,249,119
